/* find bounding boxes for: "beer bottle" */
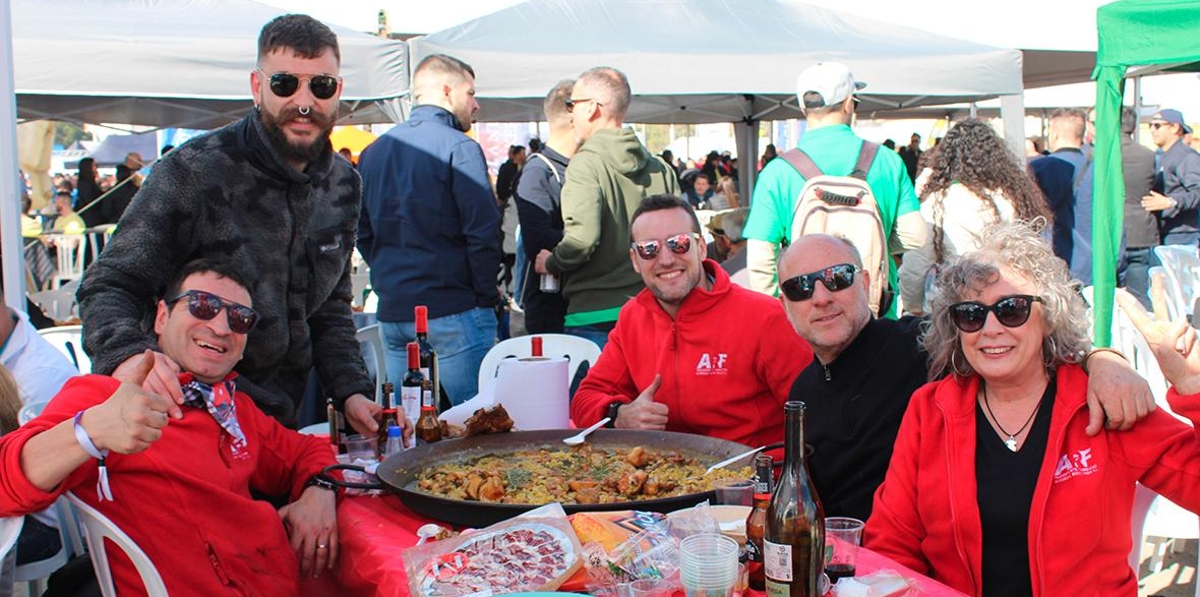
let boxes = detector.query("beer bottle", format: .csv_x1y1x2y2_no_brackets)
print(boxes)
764,401,825,597
400,342,425,426
415,376,443,444
747,453,774,590
376,382,398,459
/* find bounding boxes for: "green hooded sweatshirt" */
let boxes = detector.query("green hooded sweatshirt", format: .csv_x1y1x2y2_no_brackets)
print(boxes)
546,127,680,325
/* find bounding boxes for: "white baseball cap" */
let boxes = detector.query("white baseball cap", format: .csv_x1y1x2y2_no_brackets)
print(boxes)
796,62,866,110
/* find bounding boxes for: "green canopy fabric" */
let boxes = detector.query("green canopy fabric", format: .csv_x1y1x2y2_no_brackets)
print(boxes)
1092,0,1200,345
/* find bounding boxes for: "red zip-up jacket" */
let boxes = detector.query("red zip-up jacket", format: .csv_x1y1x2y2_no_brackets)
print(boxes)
865,365,1200,597
0,375,337,597
570,260,813,448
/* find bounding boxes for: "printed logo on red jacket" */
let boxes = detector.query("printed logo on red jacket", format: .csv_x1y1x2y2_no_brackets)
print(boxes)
695,353,729,376
1053,447,1097,483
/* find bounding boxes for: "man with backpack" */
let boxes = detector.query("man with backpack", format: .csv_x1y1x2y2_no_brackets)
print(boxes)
743,62,925,317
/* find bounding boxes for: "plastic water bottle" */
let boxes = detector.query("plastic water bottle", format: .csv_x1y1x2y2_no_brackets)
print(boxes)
384,423,404,458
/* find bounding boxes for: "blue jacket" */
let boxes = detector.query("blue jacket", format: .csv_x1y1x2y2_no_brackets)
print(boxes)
357,105,501,322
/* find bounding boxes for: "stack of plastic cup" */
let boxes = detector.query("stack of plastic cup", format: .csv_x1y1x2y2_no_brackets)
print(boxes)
679,533,739,597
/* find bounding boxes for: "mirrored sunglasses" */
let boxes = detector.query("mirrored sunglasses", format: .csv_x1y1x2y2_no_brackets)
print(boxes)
167,290,259,334
631,233,699,260
948,294,1043,333
258,70,340,100
779,263,860,302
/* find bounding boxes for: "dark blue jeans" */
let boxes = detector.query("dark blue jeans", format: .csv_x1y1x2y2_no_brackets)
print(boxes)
1121,246,1159,310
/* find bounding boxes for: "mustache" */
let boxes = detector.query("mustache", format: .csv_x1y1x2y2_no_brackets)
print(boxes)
278,106,334,128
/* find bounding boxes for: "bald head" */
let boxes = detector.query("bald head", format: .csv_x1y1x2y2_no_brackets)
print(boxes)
779,234,872,364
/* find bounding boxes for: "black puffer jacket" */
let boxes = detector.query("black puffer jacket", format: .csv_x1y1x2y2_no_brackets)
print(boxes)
78,110,372,425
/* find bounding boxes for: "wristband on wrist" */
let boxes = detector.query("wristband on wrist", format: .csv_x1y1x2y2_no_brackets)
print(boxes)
73,410,109,459
604,401,622,428
1082,347,1127,374
305,474,337,492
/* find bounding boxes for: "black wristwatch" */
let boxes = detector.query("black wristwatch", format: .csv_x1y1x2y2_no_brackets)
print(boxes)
305,474,337,492
604,401,622,428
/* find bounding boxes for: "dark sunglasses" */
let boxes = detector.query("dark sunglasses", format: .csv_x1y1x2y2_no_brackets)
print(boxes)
948,294,1043,333
631,233,699,260
258,69,340,100
565,98,600,112
779,263,860,302
1150,122,1172,130
167,290,259,334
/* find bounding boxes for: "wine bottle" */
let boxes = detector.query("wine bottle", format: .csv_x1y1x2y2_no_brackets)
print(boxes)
376,382,398,459
764,401,825,597
747,452,774,591
414,305,440,408
400,342,425,427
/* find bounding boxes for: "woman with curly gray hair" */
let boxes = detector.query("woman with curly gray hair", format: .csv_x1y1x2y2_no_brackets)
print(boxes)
866,220,1200,597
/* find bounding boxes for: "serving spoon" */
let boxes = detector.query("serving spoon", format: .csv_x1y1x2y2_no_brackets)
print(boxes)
706,445,767,474
562,418,611,446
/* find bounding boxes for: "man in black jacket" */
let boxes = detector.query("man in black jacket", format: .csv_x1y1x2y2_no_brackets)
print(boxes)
515,80,577,333
78,15,376,434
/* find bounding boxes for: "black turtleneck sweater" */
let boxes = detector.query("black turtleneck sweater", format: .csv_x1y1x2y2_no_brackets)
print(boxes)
788,315,929,521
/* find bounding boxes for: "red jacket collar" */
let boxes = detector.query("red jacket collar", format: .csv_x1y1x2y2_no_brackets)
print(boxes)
634,259,731,319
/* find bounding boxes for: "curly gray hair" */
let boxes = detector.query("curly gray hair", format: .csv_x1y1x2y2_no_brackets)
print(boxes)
922,220,1091,381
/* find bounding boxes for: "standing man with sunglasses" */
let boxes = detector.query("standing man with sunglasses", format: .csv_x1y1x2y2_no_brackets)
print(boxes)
78,15,378,435
357,54,501,408
779,233,1155,521
533,67,679,349
570,195,812,448
1143,109,1200,251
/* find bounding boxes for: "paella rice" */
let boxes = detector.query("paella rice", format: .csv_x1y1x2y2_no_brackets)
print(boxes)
415,444,751,505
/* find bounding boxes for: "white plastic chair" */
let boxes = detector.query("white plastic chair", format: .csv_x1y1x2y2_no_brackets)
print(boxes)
28,288,80,322
38,325,90,374
0,516,23,571
84,224,117,264
477,334,602,396
65,492,168,597
357,324,387,405
47,234,88,289
1154,245,1200,320
15,498,86,596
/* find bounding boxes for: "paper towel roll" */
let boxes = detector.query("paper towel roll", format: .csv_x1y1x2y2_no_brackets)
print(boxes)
494,356,570,430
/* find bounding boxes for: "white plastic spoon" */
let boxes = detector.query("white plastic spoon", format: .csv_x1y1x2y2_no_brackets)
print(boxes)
415,523,442,545
562,418,611,446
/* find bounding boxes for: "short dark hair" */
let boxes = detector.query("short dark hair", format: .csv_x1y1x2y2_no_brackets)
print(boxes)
543,79,575,124
629,194,701,241
1120,107,1138,135
414,54,475,84
508,145,525,158
258,14,340,64
164,259,253,305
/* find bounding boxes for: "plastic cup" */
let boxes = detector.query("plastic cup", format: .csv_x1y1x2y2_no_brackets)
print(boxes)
341,434,375,462
825,516,865,582
680,533,738,597
627,578,674,597
714,479,755,506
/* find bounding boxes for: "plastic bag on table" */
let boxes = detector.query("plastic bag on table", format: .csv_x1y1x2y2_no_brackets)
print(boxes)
582,513,681,597
403,503,583,597
832,569,915,597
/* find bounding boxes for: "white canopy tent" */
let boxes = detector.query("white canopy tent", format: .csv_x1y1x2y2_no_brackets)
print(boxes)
11,0,411,130
410,0,1028,200
2,0,411,309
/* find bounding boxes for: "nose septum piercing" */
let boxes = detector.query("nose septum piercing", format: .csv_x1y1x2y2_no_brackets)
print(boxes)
298,106,311,116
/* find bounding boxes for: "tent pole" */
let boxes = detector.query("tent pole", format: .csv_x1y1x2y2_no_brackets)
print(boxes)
999,93,1026,162
0,0,26,311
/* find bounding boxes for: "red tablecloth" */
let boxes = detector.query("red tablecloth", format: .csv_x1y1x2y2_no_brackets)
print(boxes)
302,493,970,597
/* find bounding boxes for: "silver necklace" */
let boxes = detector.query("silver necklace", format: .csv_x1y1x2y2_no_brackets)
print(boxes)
982,383,1044,452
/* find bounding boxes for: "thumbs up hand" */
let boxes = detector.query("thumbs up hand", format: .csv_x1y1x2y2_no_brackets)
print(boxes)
84,350,183,455
614,374,669,430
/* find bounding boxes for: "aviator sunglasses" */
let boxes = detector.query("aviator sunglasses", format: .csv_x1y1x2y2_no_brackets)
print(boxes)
257,69,340,100
167,290,260,334
631,233,699,260
948,294,1043,333
779,263,860,302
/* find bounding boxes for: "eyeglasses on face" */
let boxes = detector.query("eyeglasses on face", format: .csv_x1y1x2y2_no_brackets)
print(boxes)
779,263,861,302
257,69,341,100
167,290,259,334
1150,122,1172,130
948,294,1043,333
631,233,699,260
565,98,601,112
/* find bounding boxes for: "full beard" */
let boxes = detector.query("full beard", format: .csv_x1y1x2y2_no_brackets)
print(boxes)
259,105,335,165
